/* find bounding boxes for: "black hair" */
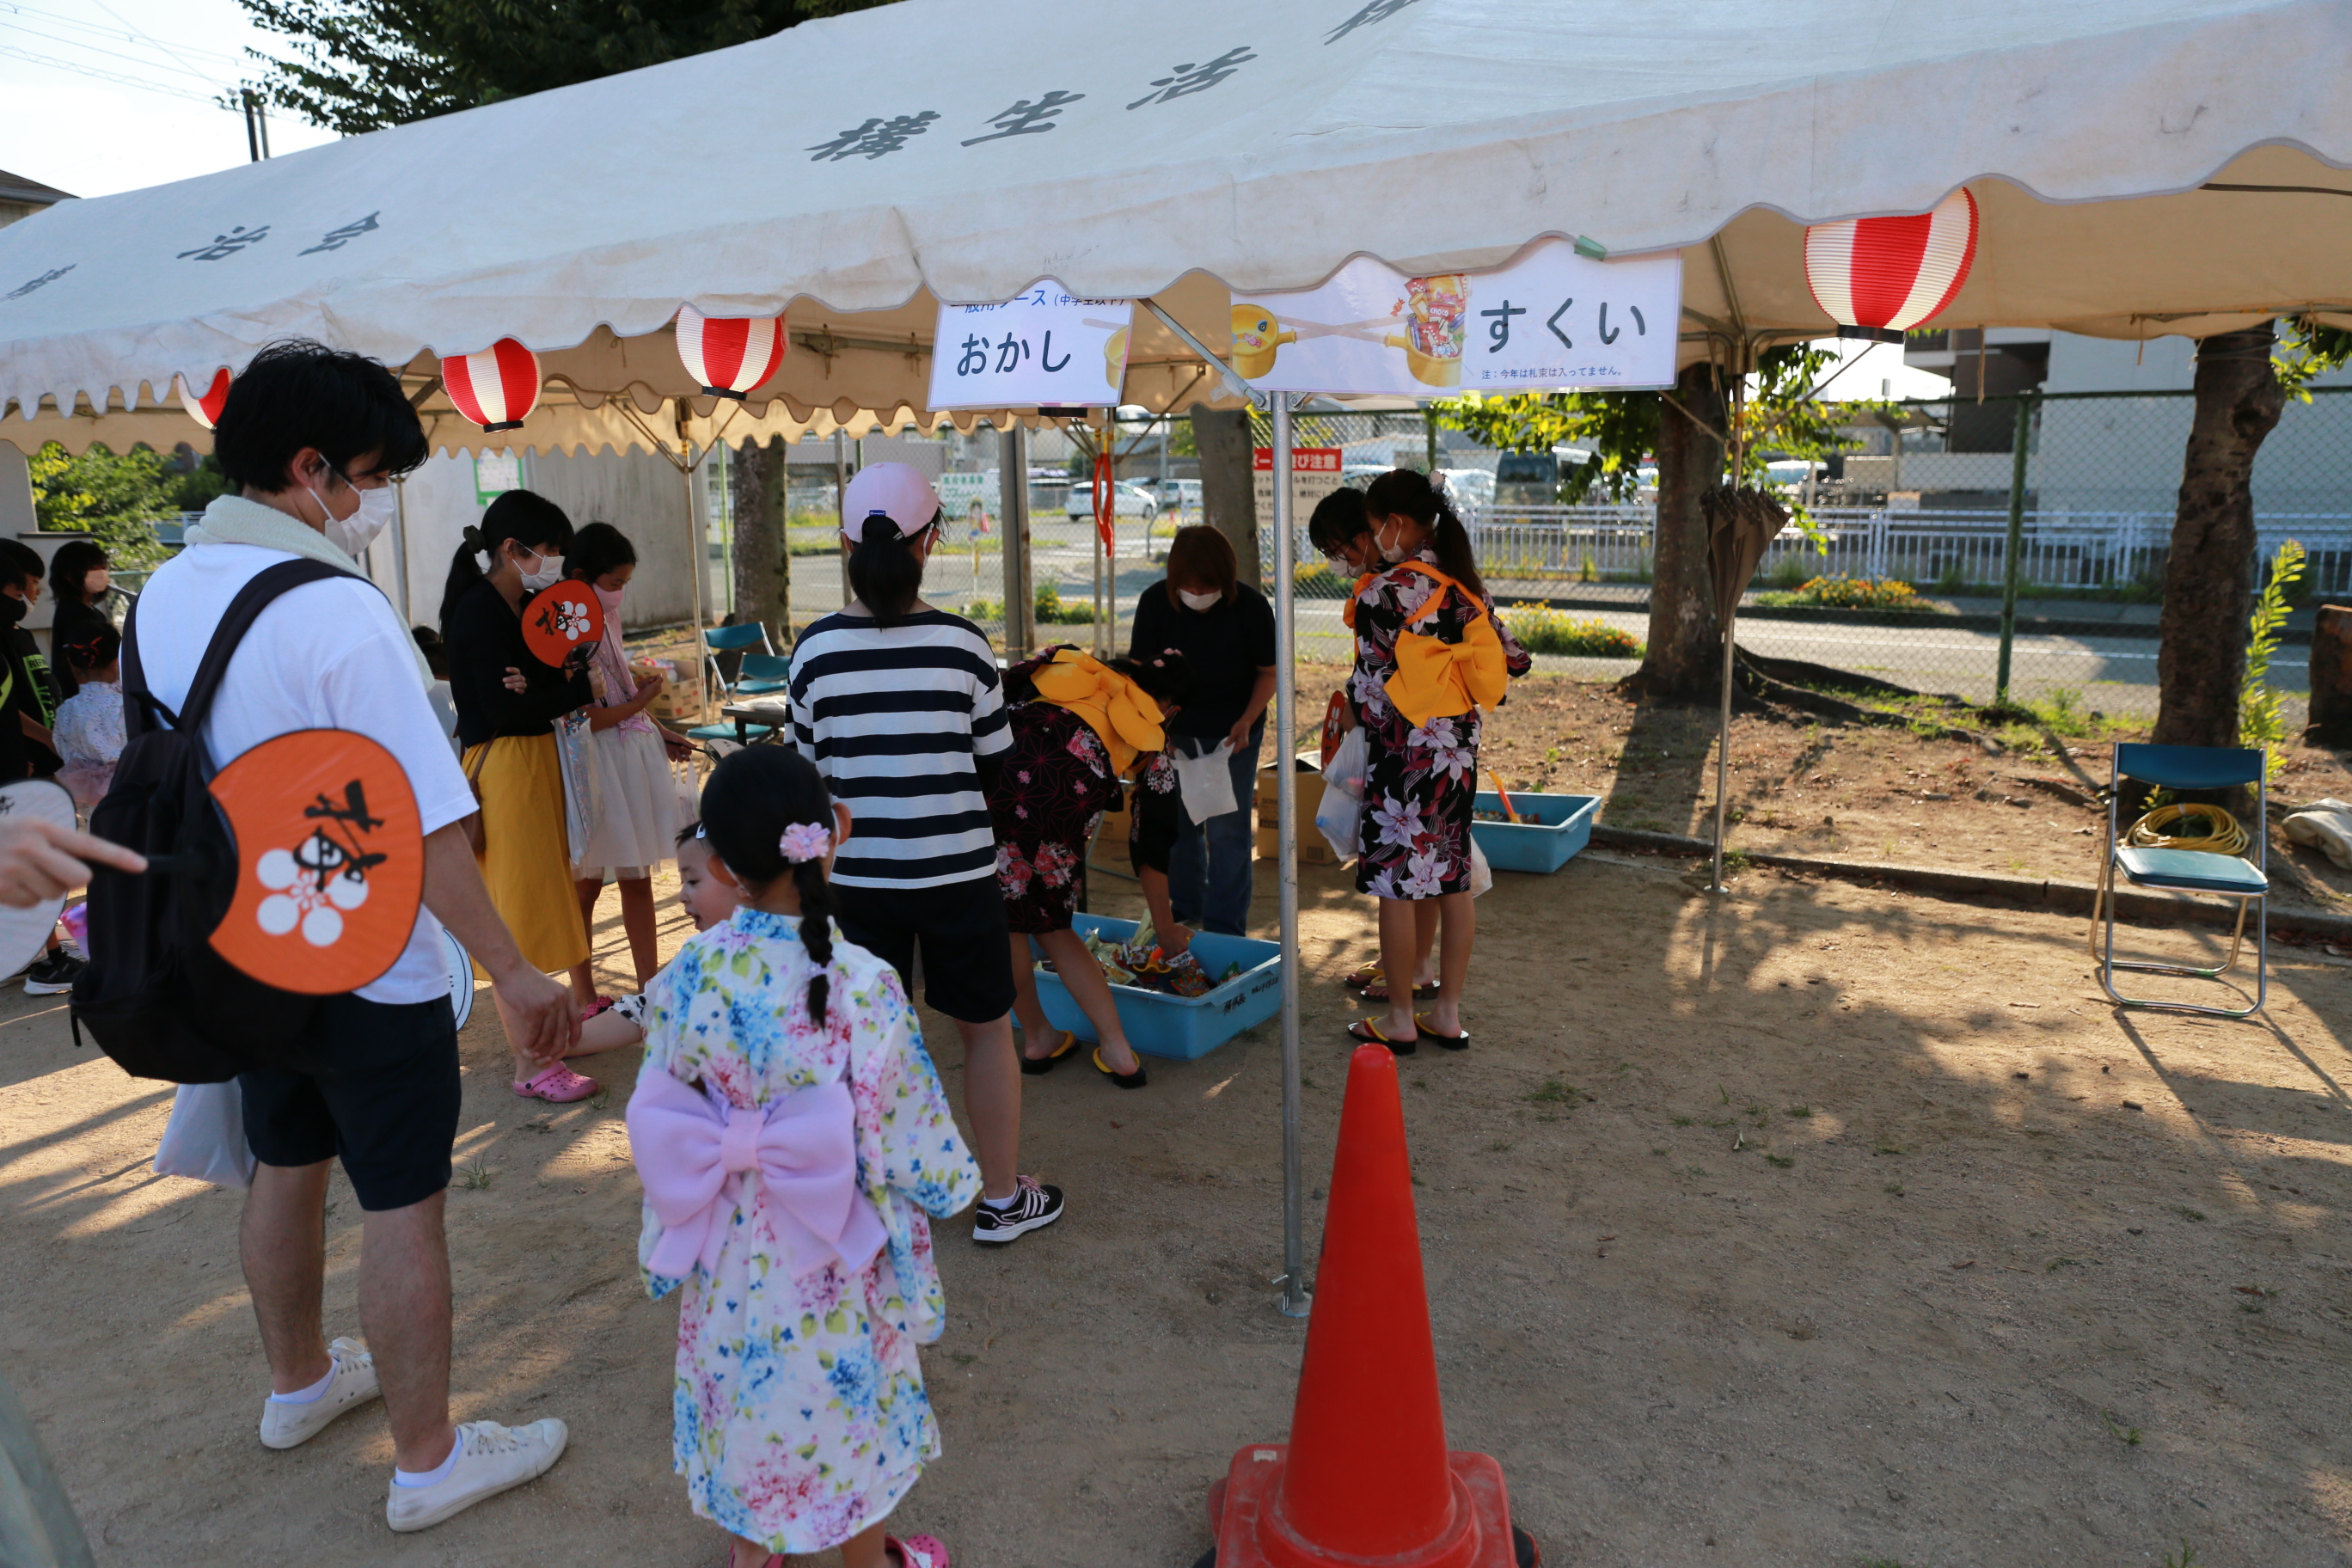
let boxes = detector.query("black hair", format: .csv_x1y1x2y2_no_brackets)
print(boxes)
567,521,637,585
46,540,108,605
674,818,702,849
0,540,42,592
1363,468,1485,599
845,510,937,628
697,748,838,1027
1111,649,1193,713
439,488,575,634
59,623,120,672
1307,487,1371,558
211,338,429,493
411,625,449,680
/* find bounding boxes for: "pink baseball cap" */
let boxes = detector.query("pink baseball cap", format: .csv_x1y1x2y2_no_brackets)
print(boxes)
841,462,942,542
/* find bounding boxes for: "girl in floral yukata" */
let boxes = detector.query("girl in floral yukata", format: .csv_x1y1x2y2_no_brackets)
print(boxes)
991,645,1191,1091
1343,469,1530,1056
627,746,981,1568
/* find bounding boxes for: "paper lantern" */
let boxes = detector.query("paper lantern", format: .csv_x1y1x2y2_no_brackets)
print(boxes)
176,368,231,430
676,305,787,400
1804,188,1979,343
440,337,542,431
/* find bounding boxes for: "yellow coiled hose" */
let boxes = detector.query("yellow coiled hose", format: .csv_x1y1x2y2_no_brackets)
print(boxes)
2124,802,2249,857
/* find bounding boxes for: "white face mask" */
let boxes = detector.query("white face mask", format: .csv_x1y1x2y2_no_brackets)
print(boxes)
518,548,566,592
1178,587,1222,612
1374,518,1409,563
325,486,398,560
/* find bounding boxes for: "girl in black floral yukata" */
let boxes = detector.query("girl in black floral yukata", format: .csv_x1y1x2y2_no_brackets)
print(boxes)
989,646,1191,1090
1343,469,1530,1056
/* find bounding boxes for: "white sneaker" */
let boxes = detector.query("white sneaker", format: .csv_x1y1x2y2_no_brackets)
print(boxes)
258,1336,381,1449
384,1418,568,1533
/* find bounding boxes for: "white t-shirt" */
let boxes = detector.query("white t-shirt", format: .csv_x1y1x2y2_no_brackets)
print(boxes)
134,542,475,1005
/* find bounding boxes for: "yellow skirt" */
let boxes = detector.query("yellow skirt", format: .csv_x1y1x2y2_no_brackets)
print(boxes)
467,733,590,976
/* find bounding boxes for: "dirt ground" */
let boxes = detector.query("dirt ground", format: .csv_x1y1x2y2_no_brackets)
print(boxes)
6,805,2352,1565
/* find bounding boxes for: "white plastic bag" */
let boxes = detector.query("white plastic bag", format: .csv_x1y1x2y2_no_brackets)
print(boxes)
1314,729,1369,860
153,1081,256,1189
1170,738,1238,824
1469,836,1493,897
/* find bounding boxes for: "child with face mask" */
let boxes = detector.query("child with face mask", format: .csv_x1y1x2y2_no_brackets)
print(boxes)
561,523,693,995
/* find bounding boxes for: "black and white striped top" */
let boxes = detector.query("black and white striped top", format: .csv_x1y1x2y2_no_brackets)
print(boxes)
787,609,1009,889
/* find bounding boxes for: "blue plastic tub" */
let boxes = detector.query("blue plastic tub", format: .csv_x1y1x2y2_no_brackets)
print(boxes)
1470,791,1599,874
1028,915,1283,1061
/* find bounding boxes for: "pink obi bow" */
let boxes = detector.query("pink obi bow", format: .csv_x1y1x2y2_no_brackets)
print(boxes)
627,1067,886,1281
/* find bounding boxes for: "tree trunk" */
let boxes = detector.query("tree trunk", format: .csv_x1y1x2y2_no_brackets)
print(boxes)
729,436,789,645
1191,405,1259,591
2153,324,2284,752
1623,362,1726,700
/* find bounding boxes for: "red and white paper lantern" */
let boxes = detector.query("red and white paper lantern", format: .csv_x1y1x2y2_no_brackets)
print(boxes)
1803,188,1979,343
440,338,542,432
675,305,787,400
176,368,231,430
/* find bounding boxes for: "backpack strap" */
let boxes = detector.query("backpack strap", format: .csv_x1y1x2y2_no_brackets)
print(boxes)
124,559,362,739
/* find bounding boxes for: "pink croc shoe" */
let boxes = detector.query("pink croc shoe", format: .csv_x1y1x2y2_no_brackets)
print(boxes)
888,1535,950,1568
513,1063,599,1102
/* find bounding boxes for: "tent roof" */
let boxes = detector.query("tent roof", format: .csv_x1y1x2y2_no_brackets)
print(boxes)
4,0,2349,451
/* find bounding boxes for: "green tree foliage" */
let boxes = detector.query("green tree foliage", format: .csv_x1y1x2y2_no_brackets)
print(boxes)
1431,345,1892,513
234,0,900,134
28,443,179,567
2271,315,2352,401
2239,537,2306,779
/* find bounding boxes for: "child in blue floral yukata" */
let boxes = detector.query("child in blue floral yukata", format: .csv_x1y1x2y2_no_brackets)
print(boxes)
626,747,981,1568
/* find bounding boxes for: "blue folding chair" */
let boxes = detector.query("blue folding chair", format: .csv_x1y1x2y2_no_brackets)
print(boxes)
688,623,782,749
734,652,791,696
701,622,775,700
2091,743,2267,1019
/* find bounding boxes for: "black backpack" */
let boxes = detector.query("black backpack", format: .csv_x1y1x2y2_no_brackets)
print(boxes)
70,559,363,1083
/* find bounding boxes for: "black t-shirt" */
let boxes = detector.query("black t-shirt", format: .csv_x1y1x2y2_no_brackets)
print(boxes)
442,579,592,749
1128,580,1277,742
3,626,61,776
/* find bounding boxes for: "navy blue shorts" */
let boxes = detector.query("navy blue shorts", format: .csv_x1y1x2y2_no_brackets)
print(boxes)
238,993,461,1212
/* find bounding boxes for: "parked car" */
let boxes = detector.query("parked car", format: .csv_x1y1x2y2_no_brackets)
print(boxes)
1134,476,1202,515
1063,479,1161,522
1436,468,1495,511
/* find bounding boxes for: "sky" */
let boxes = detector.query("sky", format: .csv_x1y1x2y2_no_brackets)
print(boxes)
0,0,337,199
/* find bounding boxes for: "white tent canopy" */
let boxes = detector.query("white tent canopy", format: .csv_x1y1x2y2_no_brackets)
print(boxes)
4,0,2350,456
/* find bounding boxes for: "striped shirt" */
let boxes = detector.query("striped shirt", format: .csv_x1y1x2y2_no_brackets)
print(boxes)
787,609,1009,889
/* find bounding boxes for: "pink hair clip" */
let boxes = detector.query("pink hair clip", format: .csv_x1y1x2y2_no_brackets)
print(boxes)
779,822,832,864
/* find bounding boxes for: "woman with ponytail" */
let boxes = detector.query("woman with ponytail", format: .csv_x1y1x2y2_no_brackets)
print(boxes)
789,463,1063,1245
628,745,979,1568
1344,469,1532,1056
441,489,601,1100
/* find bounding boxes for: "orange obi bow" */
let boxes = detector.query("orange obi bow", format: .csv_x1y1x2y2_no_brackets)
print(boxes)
1379,564,1510,729
1029,647,1164,775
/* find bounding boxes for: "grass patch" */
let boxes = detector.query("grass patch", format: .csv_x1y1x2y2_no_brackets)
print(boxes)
2104,1411,2144,1448
1525,1077,1574,1105
965,585,1096,625
457,1161,494,1191
1500,603,1644,658
1752,575,1936,612
1765,1153,1794,1168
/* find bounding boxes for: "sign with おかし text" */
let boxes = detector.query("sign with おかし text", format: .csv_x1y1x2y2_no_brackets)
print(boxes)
929,285,1134,409
1230,240,1681,398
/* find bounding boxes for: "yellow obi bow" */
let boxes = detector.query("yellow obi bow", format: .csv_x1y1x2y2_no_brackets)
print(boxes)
1380,565,1510,730
1030,648,1165,775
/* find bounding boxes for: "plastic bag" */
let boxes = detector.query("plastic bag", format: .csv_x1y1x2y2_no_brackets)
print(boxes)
1315,729,1369,861
153,1081,256,1189
1469,836,1493,897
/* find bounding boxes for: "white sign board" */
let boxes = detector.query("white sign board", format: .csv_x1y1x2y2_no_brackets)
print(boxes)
1231,240,1681,398
1253,447,1344,523
929,285,1134,409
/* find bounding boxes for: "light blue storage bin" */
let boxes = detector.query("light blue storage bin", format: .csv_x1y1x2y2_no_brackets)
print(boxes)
1028,915,1283,1061
1469,791,1599,874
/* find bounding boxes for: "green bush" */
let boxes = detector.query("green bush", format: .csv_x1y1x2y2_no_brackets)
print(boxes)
1754,574,1927,611
1501,603,1643,658
966,585,1095,625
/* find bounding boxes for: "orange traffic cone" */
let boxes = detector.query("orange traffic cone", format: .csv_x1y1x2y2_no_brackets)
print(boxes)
1202,1044,1534,1568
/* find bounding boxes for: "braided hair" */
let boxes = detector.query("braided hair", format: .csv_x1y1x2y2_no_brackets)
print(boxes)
697,748,840,1028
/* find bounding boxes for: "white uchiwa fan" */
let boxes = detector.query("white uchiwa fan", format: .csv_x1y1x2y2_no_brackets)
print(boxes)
0,780,78,980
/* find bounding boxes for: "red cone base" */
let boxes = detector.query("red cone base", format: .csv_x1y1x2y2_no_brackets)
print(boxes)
1209,1444,1516,1568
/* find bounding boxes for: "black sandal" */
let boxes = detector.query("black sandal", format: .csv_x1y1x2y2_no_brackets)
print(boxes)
1019,1029,1081,1075
1413,1014,1470,1051
1091,1047,1148,1089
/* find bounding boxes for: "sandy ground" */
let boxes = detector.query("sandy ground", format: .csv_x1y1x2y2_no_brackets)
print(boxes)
6,824,2352,1566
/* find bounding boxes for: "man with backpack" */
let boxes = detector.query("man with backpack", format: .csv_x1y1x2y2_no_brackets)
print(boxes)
95,340,579,1532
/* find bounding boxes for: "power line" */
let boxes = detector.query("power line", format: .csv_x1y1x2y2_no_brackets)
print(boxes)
5,19,233,85
94,0,223,79
0,42,221,104
0,0,245,66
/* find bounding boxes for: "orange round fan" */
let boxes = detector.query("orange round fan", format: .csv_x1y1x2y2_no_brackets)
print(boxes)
208,730,425,995
522,582,604,668
1319,689,1350,769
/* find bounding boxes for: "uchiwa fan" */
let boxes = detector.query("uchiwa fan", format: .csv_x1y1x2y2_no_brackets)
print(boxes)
1700,484,1791,892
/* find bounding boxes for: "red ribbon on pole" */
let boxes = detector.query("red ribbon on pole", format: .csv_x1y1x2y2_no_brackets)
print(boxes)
1091,450,1116,552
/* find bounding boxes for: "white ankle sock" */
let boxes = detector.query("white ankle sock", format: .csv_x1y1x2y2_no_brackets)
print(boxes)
267,1366,336,1406
393,1440,462,1489
980,1191,1015,1210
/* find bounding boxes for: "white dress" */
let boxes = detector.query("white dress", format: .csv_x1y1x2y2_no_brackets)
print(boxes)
575,623,683,879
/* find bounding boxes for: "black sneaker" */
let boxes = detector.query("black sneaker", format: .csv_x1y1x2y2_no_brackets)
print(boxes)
971,1175,1064,1245
21,949,83,995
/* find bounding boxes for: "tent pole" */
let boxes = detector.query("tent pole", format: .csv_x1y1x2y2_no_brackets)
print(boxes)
1271,389,1308,1320
389,476,412,626
1711,607,1735,893
678,409,710,775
